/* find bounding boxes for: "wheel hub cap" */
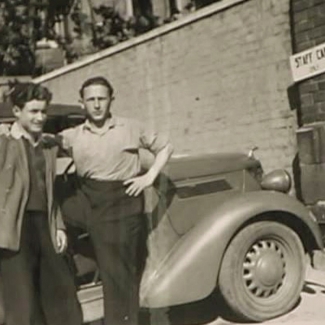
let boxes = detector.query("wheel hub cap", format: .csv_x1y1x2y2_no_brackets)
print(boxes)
243,240,285,298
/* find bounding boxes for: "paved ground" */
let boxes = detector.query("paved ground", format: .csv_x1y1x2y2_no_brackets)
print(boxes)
90,265,325,325
144,265,325,325
208,265,325,325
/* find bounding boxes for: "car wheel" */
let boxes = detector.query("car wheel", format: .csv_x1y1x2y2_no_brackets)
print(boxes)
218,221,306,322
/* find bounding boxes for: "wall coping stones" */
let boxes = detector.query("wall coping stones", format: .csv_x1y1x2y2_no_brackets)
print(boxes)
34,0,249,84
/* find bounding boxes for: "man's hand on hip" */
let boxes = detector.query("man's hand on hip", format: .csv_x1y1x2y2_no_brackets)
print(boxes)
123,173,154,196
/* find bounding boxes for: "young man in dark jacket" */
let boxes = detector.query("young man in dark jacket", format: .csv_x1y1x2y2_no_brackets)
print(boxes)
0,82,82,325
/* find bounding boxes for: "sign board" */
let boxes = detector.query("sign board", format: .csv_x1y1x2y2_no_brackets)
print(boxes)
290,42,325,82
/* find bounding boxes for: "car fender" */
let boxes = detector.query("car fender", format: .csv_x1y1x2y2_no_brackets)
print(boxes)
140,190,323,308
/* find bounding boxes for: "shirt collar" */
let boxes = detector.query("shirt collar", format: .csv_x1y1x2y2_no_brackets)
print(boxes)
83,116,123,135
11,122,43,147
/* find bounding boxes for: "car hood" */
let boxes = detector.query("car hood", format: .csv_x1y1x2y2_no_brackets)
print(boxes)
160,152,261,182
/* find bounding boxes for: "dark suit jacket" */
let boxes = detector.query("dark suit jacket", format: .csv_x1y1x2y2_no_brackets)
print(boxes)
0,123,65,252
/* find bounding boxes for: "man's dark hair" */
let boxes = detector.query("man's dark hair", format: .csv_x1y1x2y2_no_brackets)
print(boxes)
79,76,114,98
8,82,52,109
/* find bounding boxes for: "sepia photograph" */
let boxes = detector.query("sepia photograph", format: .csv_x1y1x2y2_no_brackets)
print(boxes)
1,0,325,325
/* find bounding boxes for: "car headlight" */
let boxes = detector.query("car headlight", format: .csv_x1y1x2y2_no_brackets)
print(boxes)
260,169,292,193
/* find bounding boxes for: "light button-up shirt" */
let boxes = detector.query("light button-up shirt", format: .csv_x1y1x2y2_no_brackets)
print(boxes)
59,116,169,181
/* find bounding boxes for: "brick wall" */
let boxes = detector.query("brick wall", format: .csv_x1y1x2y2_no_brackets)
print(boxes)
35,0,295,174
291,0,325,124
291,0,325,204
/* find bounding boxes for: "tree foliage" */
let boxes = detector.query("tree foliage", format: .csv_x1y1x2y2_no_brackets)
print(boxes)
66,2,160,61
0,0,38,75
0,0,73,76
0,0,219,76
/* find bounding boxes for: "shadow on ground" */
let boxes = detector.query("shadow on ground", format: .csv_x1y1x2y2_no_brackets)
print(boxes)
138,291,255,325
303,281,325,295
87,292,229,325
88,289,306,325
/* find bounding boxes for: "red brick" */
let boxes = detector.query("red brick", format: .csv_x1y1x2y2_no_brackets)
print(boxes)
314,15,325,27
295,40,315,52
307,4,325,19
300,163,325,204
297,124,325,164
316,113,325,121
314,35,325,45
299,80,319,93
314,91,325,103
318,81,325,90
308,25,325,39
295,19,315,32
293,0,314,13
301,93,315,106
316,102,325,112
313,0,325,5
313,74,325,82
301,104,317,116
303,114,318,124
294,9,309,23
295,30,311,42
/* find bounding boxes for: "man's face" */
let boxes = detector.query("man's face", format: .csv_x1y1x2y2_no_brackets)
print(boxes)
13,100,48,136
81,84,112,124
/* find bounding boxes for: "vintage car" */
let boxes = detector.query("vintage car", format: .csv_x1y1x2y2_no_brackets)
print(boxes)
0,103,325,324
68,149,324,324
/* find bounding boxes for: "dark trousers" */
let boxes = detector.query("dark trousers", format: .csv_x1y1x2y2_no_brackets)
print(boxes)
58,177,148,325
0,212,82,325
90,214,148,325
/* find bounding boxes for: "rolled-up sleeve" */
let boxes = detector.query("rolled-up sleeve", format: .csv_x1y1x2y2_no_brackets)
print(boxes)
139,122,170,155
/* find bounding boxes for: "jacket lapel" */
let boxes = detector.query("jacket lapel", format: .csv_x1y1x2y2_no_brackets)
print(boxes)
16,139,29,187
10,123,30,186
43,146,53,214
10,122,55,214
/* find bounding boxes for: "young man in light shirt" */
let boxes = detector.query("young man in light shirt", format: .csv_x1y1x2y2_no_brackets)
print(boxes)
57,76,173,325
